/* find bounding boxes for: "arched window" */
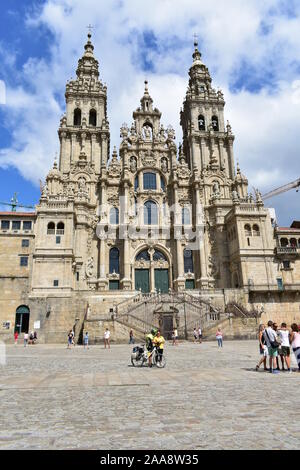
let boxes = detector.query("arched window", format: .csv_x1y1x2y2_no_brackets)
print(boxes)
57,222,64,235
290,238,297,247
89,109,97,126
253,224,260,237
182,207,191,225
212,115,219,131
143,172,157,190
109,247,119,274
74,108,81,126
136,250,150,261
244,224,252,237
153,250,167,261
144,200,158,225
280,238,288,247
198,114,205,131
160,175,165,192
110,207,119,225
184,249,194,273
47,222,55,234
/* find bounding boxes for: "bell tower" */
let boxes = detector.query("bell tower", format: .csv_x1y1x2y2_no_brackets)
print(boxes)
58,32,110,176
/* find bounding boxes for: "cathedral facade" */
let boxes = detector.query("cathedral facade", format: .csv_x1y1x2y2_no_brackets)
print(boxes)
1,34,300,342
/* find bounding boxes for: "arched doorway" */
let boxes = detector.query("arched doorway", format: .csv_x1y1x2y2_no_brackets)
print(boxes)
134,247,170,293
15,305,30,334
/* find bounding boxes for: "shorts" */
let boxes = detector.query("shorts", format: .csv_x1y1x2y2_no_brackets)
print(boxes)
268,347,278,357
260,345,268,357
279,346,290,357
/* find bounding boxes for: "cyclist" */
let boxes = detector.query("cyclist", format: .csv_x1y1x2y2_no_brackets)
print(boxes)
145,328,157,368
153,329,165,364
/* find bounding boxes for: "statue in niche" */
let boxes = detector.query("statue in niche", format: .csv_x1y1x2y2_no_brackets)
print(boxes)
143,124,152,140
42,183,49,197
161,158,168,173
159,125,165,142
130,156,137,173
212,181,220,198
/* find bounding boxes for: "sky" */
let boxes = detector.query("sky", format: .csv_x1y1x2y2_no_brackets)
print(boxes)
0,0,300,225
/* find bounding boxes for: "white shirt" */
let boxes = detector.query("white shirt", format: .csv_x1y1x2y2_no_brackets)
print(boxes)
278,329,290,347
263,327,276,348
198,328,202,335
104,330,110,339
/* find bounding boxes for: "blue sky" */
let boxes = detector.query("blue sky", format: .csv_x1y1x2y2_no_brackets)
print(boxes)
0,0,300,225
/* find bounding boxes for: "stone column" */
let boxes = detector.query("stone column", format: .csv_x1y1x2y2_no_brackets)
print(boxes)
101,134,108,168
59,131,67,172
227,138,235,180
195,186,208,288
173,183,185,291
121,183,132,290
71,133,76,162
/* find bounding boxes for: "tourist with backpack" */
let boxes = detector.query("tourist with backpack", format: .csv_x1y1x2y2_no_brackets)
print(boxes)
263,320,281,374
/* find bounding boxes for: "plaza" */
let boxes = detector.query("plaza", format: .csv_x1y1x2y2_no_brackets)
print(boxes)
0,340,299,450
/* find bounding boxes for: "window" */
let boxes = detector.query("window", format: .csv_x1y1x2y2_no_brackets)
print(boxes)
290,238,297,247
109,280,119,291
280,238,288,247
136,250,150,261
143,173,157,190
184,249,194,273
74,108,81,126
1,220,9,230
109,247,120,274
283,260,291,270
160,176,165,192
212,115,219,131
144,200,158,225
20,257,28,267
182,207,191,225
56,236,61,244
57,222,64,235
12,221,21,230
109,207,119,225
253,225,260,236
244,224,252,237
47,222,55,234
22,239,29,248
23,221,32,230
277,278,283,290
153,250,167,261
134,176,139,191
76,272,80,281
89,109,97,126
53,280,59,287
185,279,195,290
198,114,205,131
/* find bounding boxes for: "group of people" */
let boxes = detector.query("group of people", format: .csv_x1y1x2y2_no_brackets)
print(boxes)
193,327,203,343
256,321,300,373
67,328,111,349
145,328,165,367
14,331,38,347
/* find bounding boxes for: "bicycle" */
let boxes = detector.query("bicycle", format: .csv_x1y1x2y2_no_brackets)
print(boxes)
131,344,166,368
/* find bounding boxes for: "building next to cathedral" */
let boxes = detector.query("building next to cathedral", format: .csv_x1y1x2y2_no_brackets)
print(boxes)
1,34,300,343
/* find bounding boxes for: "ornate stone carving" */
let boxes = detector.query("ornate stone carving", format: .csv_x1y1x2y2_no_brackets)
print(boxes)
141,149,156,167
85,257,94,279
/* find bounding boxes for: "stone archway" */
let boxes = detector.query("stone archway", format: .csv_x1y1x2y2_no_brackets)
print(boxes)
134,246,171,293
15,305,30,334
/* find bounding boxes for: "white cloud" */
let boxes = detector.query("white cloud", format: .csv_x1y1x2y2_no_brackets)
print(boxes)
1,0,300,224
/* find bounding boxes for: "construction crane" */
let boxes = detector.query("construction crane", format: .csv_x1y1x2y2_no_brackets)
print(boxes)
0,193,34,212
262,178,300,201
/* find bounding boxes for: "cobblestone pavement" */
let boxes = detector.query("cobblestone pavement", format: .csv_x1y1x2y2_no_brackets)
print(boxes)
0,340,300,450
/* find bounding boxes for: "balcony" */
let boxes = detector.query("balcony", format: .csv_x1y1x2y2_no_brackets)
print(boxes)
276,247,297,255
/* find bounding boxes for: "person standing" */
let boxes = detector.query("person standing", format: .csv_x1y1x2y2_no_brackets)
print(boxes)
14,331,19,345
104,328,110,349
255,324,268,371
290,323,300,372
216,327,223,348
129,329,135,345
278,323,291,372
83,332,89,350
67,330,73,349
24,332,29,347
272,323,281,370
153,330,165,364
193,328,198,343
172,328,178,346
263,320,280,374
198,326,202,344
